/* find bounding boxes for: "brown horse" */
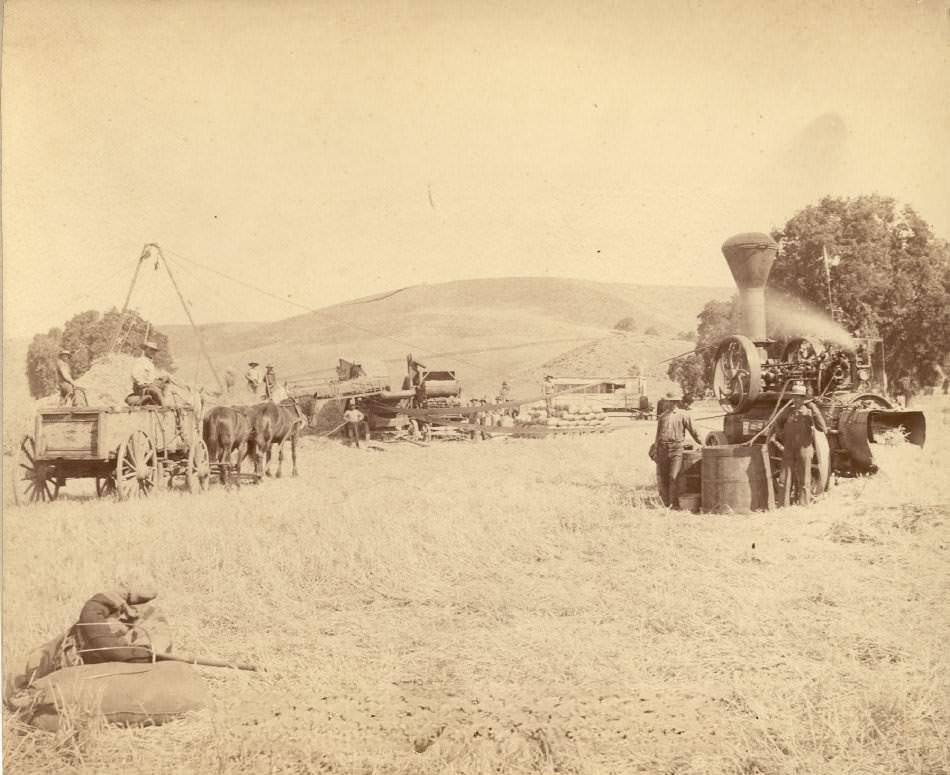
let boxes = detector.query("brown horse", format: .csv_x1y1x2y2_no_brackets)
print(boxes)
245,400,305,478
203,406,252,485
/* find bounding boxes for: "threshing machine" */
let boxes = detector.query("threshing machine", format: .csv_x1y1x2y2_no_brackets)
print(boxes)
403,354,466,440
706,232,926,496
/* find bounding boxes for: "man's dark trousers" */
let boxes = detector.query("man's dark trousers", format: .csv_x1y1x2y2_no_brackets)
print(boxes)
656,440,684,508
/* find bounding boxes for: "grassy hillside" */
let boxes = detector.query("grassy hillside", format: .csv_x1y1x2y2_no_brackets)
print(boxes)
3,397,948,774
162,277,728,398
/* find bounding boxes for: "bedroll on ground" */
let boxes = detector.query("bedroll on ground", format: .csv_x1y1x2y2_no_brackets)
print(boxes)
11,661,209,732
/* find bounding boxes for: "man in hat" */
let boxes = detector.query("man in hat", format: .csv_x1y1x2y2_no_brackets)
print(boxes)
245,361,263,397
56,349,77,406
263,365,277,400
342,399,365,448
131,341,164,406
778,382,828,506
653,388,702,509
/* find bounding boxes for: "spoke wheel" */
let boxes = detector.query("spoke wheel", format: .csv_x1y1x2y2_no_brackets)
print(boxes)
713,335,761,414
768,428,831,504
13,435,60,505
95,475,117,498
115,430,158,501
186,440,211,493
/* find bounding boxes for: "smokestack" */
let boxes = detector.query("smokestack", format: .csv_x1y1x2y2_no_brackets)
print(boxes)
721,232,777,343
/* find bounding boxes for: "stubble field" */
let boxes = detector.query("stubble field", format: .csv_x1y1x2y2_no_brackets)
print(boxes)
3,398,949,775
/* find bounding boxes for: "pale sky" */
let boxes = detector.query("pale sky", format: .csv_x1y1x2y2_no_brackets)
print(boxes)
3,0,948,340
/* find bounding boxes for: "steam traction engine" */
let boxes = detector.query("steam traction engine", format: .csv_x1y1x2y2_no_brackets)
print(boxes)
706,233,926,498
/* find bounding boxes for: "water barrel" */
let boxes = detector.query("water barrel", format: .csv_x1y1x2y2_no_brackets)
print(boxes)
701,444,774,513
677,449,703,495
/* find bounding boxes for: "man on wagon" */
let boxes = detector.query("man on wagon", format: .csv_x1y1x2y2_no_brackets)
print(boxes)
131,341,165,406
263,365,277,400
57,349,78,406
653,388,703,509
245,361,263,397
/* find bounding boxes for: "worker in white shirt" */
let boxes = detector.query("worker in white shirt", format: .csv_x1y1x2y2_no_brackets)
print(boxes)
131,341,164,406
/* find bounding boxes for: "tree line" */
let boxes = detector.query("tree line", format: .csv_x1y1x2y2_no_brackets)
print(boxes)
26,308,173,398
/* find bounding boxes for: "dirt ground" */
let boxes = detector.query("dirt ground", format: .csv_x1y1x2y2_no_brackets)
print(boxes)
3,397,949,774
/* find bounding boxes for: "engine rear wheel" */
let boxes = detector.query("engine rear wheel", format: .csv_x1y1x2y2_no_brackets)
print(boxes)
849,393,892,410
768,428,831,504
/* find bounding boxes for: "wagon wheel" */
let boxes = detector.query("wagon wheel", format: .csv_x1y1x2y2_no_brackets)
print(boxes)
767,428,831,504
115,430,159,500
13,435,60,505
186,439,211,493
713,335,761,414
95,475,117,498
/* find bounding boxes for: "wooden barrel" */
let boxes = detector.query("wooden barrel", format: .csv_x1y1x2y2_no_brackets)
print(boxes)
677,449,703,495
701,444,774,513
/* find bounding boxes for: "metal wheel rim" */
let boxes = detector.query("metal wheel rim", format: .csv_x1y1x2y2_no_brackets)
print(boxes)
768,429,830,502
96,475,117,498
115,430,158,500
14,435,60,504
849,393,892,410
713,335,761,414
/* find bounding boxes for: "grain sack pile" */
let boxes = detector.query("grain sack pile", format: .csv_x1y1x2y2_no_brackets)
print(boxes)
514,404,611,437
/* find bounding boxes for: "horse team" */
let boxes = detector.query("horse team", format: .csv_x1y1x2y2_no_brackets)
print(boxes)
203,400,305,485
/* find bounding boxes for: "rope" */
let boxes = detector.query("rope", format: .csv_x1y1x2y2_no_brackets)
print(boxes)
163,246,615,384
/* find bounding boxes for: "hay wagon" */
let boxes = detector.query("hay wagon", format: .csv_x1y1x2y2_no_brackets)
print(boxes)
13,405,210,504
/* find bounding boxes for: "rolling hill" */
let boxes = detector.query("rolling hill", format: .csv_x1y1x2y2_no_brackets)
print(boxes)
162,277,729,399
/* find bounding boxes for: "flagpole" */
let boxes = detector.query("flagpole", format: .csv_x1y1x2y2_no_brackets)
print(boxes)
822,244,836,320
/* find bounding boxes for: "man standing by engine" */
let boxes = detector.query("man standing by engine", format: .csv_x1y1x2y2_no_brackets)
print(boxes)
778,382,828,506
653,388,702,509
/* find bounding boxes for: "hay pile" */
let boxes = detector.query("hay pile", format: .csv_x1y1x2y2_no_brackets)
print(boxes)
71,354,139,406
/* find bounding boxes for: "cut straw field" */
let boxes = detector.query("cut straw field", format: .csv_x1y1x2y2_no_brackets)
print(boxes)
3,398,949,774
